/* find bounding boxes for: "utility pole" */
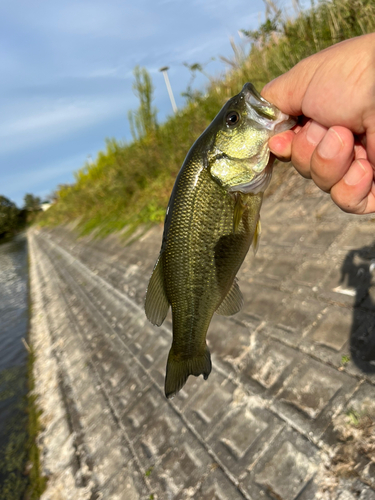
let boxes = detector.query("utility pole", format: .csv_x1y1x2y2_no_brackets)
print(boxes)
159,66,177,113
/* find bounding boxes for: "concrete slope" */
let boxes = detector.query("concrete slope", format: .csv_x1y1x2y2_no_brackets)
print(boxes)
29,169,375,500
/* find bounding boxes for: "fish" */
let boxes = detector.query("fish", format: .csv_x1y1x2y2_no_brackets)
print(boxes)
145,83,295,398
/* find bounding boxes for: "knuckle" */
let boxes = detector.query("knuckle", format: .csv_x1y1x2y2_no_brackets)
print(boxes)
331,187,367,214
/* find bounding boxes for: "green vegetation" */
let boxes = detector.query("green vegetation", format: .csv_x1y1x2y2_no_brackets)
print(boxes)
145,467,153,477
0,350,46,499
23,194,41,212
345,407,361,426
0,193,42,242
128,65,158,141
38,0,375,237
24,348,48,499
341,354,350,365
0,365,28,500
0,196,25,241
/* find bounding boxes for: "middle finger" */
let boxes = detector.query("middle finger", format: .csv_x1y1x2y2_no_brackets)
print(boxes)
290,120,328,179
310,126,355,192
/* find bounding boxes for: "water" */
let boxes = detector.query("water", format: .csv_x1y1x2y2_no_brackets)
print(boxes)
0,235,29,498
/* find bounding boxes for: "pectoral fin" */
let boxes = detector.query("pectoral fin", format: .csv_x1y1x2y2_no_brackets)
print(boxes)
233,194,246,233
228,162,273,195
252,218,261,255
216,278,244,316
144,257,169,326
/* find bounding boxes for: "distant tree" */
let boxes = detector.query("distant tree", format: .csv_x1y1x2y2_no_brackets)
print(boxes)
0,196,21,240
128,66,158,140
45,192,58,203
23,193,41,211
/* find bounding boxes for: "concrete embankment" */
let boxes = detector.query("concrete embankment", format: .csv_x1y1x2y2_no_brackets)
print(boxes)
29,171,375,500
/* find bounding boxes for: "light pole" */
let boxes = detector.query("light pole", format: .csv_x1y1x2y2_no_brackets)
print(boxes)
159,66,177,113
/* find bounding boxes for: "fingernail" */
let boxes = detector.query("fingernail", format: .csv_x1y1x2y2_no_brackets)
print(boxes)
343,160,366,186
317,128,343,159
306,121,327,145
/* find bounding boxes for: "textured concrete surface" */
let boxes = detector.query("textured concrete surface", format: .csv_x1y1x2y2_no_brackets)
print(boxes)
29,168,375,499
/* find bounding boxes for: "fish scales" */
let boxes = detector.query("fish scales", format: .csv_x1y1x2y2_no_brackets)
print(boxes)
145,83,296,398
165,160,260,344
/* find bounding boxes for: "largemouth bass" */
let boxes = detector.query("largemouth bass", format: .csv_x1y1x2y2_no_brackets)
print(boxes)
145,83,295,398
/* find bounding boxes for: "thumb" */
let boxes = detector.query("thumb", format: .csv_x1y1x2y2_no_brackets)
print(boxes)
261,56,320,116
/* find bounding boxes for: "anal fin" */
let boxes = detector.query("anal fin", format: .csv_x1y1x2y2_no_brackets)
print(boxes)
216,278,244,316
144,257,169,326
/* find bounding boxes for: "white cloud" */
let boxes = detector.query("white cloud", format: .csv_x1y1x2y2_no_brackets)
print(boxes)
0,95,129,155
3,153,85,197
12,1,159,41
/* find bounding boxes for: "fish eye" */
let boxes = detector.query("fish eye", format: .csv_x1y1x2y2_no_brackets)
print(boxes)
225,111,240,127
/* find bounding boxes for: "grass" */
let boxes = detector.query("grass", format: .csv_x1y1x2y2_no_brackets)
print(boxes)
38,0,375,237
24,348,48,500
345,407,361,426
0,366,29,500
341,354,350,365
25,252,48,499
145,467,153,477
323,405,375,486
0,350,47,500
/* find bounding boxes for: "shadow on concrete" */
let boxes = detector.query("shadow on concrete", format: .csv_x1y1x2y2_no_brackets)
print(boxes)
340,244,375,373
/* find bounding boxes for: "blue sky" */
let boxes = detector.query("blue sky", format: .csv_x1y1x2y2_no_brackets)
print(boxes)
1,0,297,207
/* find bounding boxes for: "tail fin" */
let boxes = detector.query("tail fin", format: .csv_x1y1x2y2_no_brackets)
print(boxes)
164,346,212,399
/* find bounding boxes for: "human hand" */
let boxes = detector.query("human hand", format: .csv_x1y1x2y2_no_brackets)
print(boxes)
261,33,375,214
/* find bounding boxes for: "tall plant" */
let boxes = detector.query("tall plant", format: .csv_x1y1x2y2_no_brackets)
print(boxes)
128,66,158,140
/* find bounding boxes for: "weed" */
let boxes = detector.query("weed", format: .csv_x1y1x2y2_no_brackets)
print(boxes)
341,355,350,365
346,408,360,426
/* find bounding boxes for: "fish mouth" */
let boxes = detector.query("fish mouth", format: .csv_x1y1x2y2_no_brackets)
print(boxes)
273,114,297,134
242,82,297,133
